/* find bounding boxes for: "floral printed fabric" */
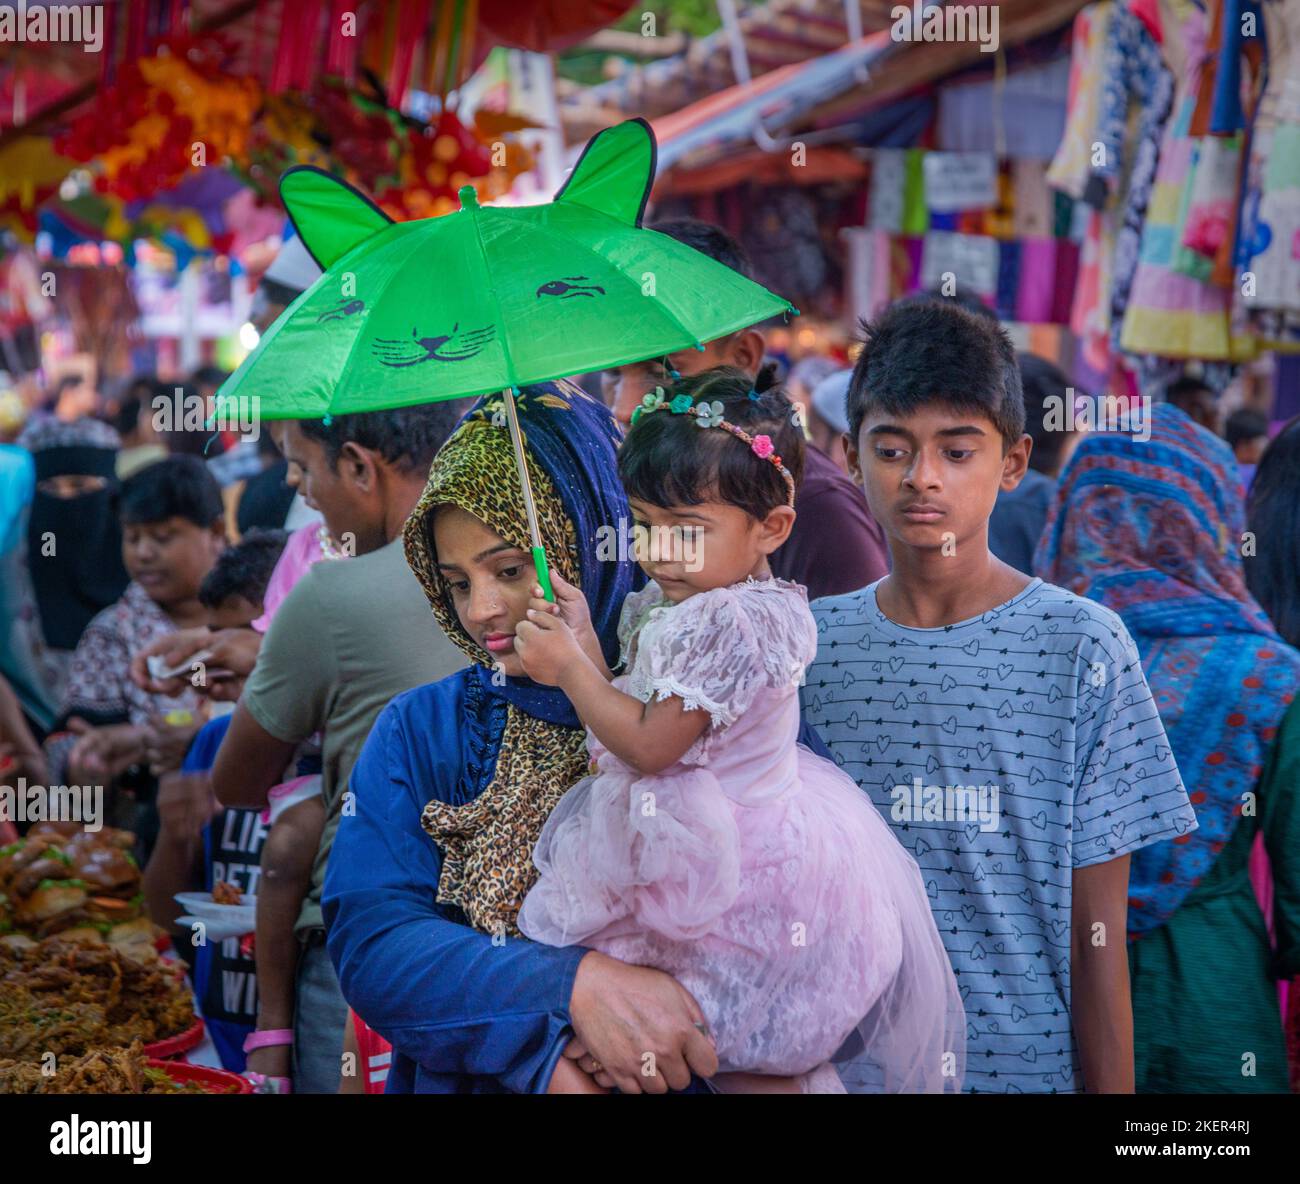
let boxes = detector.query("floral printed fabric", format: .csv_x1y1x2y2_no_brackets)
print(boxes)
60,580,201,728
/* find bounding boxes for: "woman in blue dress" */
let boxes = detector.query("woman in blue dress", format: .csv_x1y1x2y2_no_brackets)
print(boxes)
322,381,719,1093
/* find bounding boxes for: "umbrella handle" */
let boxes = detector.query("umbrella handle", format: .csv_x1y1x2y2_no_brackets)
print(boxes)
531,546,554,603
502,387,556,603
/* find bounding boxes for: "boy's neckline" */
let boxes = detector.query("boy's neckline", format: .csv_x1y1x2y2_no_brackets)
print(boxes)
866,576,1044,633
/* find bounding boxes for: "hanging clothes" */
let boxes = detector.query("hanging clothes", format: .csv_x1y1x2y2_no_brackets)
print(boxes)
1049,4,1123,369
1121,4,1257,359
1240,0,1300,345
1091,1,1178,354
1047,3,1116,198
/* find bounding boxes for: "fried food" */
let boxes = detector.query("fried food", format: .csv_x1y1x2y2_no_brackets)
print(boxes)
14,883,88,926
211,881,243,906
0,1040,224,1094
0,827,145,940
0,937,193,1061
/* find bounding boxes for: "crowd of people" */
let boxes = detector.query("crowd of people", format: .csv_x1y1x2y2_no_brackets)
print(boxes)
1,217,1297,1095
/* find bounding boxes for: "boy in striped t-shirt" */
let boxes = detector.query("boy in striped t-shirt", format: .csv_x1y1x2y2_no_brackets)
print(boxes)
801,300,1195,1092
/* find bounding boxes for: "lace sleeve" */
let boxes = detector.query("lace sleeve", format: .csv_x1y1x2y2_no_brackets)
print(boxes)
616,581,667,669
627,580,816,727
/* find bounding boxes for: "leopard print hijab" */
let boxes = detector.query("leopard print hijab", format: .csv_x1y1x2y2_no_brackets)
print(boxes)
403,382,635,936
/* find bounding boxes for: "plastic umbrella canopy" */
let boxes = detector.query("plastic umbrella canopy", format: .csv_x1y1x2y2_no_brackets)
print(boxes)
214,119,794,421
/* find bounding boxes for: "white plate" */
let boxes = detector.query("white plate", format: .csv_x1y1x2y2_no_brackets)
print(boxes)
173,891,256,936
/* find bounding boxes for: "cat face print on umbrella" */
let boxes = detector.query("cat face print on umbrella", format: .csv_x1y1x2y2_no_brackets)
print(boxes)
215,118,795,422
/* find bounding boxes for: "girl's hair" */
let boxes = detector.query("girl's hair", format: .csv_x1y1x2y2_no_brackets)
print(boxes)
1246,416,1300,647
617,366,804,520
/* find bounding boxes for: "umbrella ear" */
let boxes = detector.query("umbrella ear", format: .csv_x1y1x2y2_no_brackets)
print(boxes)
280,166,394,271
553,117,656,227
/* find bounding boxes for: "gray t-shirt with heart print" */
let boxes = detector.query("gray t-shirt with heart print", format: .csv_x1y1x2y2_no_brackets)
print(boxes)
802,577,1195,1093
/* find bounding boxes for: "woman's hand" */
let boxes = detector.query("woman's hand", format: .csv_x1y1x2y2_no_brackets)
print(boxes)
546,1039,611,1093
568,951,719,1095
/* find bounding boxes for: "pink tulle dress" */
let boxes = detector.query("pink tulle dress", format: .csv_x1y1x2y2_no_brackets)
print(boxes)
517,578,965,1092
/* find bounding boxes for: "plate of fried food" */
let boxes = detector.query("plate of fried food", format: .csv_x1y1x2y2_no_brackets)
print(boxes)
0,934,196,1064
0,822,164,958
173,882,256,942
0,1039,250,1093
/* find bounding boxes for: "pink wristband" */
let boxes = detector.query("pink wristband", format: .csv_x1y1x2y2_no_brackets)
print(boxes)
243,1029,294,1052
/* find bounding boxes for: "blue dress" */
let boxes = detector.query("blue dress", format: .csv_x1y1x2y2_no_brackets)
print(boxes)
322,669,588,1093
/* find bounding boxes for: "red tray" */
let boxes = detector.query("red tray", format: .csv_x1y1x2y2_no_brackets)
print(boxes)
146,1058,252,1094
144,1016,204,1059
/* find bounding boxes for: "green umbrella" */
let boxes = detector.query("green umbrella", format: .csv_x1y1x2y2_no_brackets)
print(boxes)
217,118,794,598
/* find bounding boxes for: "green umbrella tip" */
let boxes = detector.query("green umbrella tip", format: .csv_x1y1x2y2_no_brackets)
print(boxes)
458,185,479,211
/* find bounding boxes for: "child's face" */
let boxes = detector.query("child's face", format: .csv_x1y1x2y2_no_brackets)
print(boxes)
847,404,1030,557
433,505,535,676
629,496,794,603
123,516,226,608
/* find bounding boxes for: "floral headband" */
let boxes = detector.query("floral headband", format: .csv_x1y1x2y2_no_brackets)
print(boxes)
630,388,796,507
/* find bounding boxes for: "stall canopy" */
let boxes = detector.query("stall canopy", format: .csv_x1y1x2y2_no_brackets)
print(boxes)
0,0,636,145
647,0,1089,182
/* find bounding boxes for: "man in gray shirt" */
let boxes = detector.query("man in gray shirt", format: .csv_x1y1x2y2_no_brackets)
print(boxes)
211,403,466,1092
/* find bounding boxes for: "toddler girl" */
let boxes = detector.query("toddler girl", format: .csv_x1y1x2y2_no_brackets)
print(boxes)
514,369,964,1092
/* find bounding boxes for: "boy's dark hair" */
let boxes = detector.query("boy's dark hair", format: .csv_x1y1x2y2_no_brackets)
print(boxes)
649,217,752,277
1246,417,1300,648
198,528,288,610
847,300,1025,449
648,216,782,387
1018,353,1082,475
893,288,999,324
618,367,804,521
1225,408,1269,450
119,455,224,528
297,400,469,476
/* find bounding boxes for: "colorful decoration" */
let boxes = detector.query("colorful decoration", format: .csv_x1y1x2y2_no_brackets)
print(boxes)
0,137,76,240
7,13,539,262
56,36,261,204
